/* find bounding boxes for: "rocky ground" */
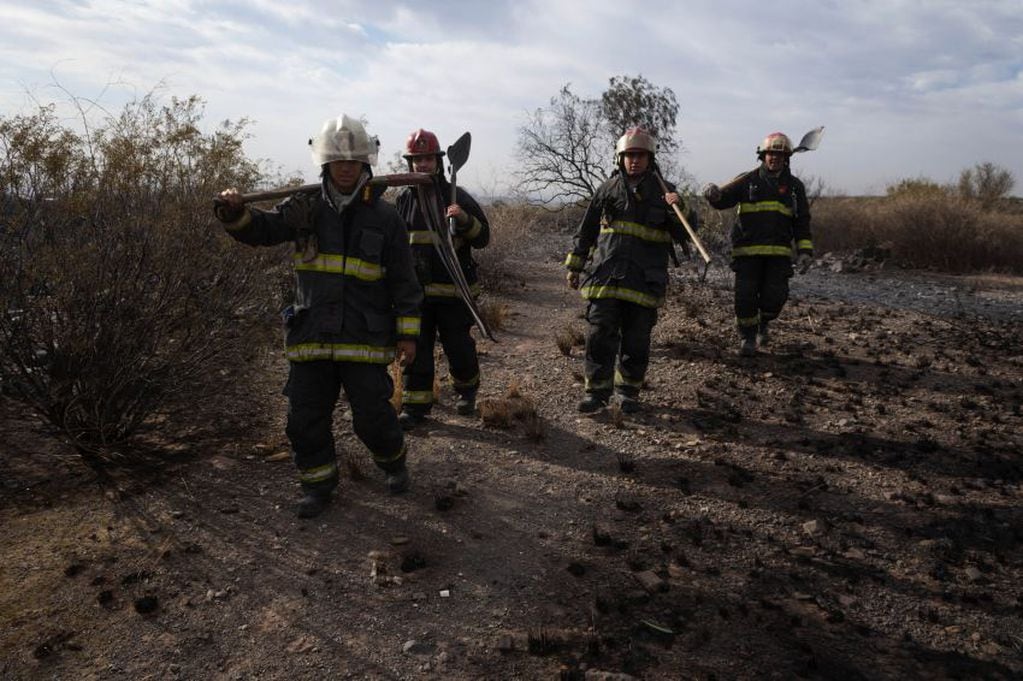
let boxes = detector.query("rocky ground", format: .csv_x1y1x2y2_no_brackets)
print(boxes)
2,236,1021,680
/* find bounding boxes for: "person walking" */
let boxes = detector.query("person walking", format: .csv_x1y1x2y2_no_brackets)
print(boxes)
564,127,684,414
703,132,813,356
394,129,490,428
213,114,423,518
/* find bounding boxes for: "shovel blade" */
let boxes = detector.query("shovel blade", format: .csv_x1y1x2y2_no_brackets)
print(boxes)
794,126,824,153
447,132,471,172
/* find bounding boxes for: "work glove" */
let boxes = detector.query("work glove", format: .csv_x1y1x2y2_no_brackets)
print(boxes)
796,252,813,274
566,271,580,290
701,183,721,202
452,216,474,236
213,197,244,223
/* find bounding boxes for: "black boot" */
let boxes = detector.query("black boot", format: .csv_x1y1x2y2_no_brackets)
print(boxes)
398,409,426,431
613,391,640,414
738,328,757,357
577,393,608,413
386,461,411,494
296,489,333,519
455,392,477,416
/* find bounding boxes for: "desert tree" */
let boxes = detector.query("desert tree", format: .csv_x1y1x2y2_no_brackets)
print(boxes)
515,75,682,204
957,162,1015,203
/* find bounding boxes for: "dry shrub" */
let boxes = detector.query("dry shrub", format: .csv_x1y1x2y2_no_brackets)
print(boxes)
478,297,510,332
814,193,1023,273
476,201,586,294
478,380,540,430
0,94,275,460
554,325,585,356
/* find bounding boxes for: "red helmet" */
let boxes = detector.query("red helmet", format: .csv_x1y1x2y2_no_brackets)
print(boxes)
403,129,445,159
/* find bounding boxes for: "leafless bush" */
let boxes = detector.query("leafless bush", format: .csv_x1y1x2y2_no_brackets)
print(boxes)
0,94,277,460
476,201,586,294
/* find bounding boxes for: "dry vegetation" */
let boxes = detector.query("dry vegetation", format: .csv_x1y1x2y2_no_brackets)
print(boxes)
2,95,1022,680
0,95,288,459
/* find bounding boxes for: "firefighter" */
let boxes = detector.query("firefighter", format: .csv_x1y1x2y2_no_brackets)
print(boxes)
703,132,813,356
213,114,423,518
394,129,490,429
565,127,684,414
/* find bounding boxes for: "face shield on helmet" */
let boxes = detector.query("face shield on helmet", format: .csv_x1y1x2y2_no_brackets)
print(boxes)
309,114,379,167
756,132,793,159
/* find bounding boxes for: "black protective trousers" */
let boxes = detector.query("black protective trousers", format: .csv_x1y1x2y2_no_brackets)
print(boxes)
284,360,406,492
401,299,480,415
584,298,658,398
732,255,793,338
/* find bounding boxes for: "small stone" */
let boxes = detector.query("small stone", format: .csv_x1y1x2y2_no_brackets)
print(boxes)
802,520,823,536
634,570,667,593
439,589,450,598
964,566,984,583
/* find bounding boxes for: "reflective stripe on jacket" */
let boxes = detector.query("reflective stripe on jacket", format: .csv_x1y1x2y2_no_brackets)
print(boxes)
395,176,490,301
565,171,682,309
224,182,422,363
708,166,813,259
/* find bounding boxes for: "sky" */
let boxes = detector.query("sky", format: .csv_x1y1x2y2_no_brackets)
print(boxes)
1,0,1021,198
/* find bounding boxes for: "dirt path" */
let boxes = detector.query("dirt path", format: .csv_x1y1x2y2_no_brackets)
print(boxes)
2,254,1022,680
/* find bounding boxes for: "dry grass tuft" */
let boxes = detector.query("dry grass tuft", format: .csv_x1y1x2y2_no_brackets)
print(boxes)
479,297,511,333
390,361,403,412
478,380,541,431
554,325,586,357
608,402,625,429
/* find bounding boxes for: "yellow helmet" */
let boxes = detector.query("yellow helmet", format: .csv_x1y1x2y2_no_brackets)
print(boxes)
757,132,793,158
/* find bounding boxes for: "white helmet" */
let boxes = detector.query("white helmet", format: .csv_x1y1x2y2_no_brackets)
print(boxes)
309,114,379,166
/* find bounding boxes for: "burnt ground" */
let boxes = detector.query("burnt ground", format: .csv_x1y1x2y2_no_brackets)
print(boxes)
2,237,1022,680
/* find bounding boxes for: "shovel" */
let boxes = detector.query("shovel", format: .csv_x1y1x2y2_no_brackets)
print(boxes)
793,126,825,153
446,132,471,236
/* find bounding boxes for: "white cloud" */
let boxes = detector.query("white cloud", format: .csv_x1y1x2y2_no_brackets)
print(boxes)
0,0,1020,196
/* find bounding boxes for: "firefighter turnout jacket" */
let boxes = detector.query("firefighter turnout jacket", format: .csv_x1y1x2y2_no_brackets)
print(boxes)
222,182,422,363
395,176,490,301
708,166,813,259
565,171,684,308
